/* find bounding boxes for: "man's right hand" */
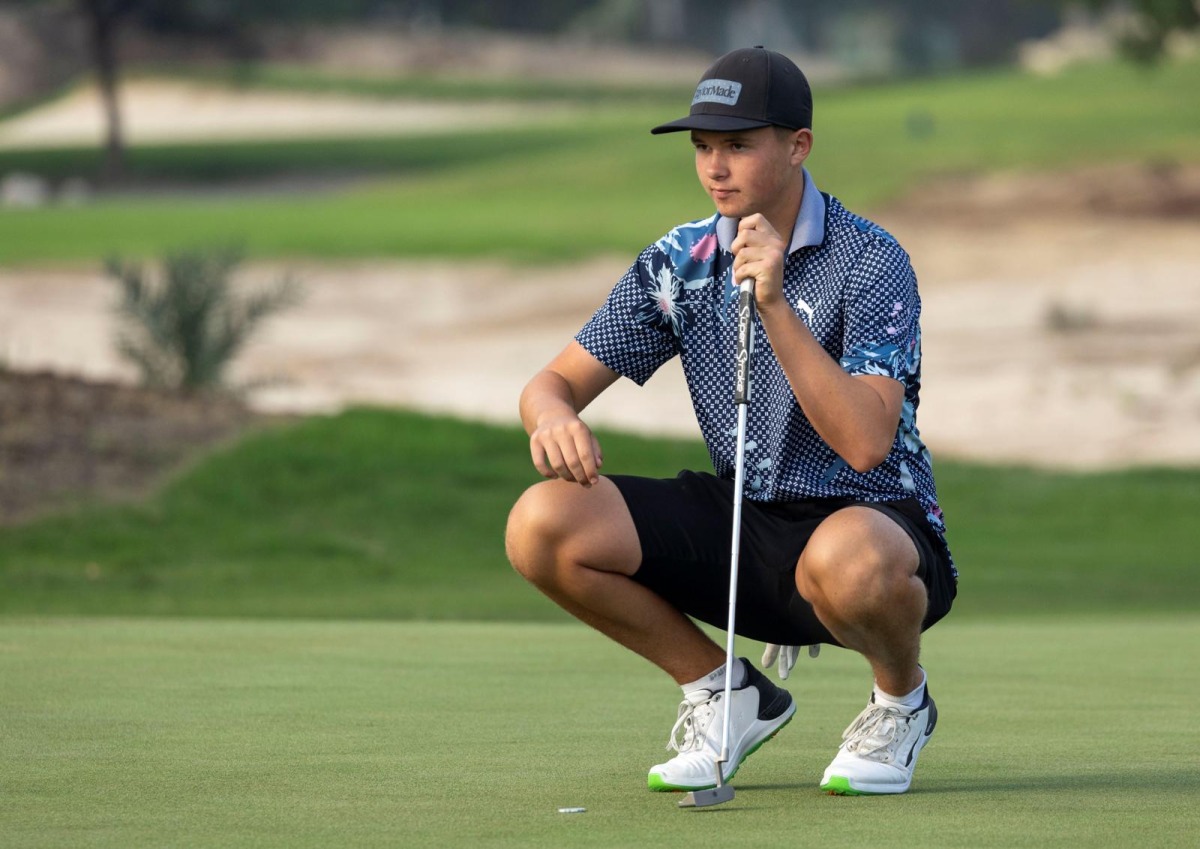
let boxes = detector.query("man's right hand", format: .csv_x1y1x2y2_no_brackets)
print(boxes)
529,413,604,487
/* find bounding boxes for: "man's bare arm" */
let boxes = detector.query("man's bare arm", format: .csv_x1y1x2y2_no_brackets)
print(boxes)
520,341,620,486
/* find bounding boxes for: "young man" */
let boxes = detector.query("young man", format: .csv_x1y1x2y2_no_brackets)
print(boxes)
505,47,956,796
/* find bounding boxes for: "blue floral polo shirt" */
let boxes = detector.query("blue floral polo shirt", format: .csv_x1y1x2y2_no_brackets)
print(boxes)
575,170,953,573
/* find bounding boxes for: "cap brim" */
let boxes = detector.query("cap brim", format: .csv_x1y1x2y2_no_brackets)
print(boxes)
650,114,775,135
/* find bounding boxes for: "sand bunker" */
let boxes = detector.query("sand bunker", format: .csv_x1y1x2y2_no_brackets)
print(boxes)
0,79,574,149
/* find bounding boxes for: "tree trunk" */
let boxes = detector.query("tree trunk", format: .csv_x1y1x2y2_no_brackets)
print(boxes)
79,0,126,184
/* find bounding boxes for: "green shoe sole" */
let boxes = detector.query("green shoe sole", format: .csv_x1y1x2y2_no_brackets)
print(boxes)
820,775,870,796
647,712,794,792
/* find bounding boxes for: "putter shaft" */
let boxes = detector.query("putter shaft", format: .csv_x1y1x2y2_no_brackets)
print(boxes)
680,278,755,811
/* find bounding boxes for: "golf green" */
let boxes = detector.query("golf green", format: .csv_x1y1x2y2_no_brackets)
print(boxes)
1,616,1195,848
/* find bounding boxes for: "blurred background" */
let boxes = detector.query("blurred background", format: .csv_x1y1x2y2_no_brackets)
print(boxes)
0,0,1197,620
3,9,1198,845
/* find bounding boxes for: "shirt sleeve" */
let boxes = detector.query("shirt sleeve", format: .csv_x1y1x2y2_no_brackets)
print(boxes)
839,238,920,382
575,247,681,386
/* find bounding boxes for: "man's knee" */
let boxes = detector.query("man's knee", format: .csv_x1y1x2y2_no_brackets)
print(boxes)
797,507,917,601
505,481,562,579
505,478,639,582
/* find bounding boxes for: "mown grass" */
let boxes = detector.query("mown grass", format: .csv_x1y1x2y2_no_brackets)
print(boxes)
0,125,579,183
2,616,1196,848
0,408,1195,621
1,58,1197,264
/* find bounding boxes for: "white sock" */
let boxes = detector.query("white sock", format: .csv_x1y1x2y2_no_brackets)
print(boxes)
873,669,927,711
682,658,746,696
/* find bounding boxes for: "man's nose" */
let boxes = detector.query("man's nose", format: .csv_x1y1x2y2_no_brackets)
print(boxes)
704,151,728,178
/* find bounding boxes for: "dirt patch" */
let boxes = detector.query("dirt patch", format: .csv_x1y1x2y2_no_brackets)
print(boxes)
0,370,268,525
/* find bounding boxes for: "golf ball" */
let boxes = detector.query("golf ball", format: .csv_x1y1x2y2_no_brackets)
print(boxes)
557,807,587,814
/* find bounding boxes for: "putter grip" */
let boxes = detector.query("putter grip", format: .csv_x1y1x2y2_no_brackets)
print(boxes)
734,279,755,406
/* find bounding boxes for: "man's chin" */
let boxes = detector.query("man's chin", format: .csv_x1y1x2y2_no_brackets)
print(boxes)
712,199,749,219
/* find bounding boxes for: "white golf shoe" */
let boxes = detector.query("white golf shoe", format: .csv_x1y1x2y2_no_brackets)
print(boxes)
648,661,795,792
820,686,937,795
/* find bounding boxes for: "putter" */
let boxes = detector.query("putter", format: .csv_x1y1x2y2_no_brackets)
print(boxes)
679,277,756,810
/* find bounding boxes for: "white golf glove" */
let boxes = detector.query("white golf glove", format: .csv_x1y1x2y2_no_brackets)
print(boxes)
761,643,820,679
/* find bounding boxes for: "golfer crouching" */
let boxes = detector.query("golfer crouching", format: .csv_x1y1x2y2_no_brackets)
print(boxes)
505,47,957,797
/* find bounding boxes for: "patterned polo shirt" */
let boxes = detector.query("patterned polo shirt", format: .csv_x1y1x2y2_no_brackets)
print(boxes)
575,170,953,571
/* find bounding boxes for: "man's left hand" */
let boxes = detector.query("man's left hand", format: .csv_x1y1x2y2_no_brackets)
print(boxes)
762,643,821,679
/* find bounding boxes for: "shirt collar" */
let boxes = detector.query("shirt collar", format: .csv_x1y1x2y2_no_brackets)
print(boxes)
715,167,825,255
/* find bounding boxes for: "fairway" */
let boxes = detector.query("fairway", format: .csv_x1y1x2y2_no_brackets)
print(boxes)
2,616,1195,848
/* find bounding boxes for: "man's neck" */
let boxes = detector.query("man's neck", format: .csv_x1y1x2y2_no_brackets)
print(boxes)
763,171,806,241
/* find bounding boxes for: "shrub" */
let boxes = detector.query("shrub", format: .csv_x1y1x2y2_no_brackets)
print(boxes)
107,246,301,392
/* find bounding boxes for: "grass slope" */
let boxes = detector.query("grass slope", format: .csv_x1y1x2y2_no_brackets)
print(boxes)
2,616,1196,848
0,408,1196,620
1,58,1197,264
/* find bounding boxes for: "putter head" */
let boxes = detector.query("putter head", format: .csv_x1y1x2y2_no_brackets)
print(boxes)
678,784,735,808
678,756,734,808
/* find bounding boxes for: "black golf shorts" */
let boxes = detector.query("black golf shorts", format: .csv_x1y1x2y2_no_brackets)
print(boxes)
609,470,957,647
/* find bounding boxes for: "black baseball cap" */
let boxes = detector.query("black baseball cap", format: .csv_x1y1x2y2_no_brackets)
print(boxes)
651,46,812,135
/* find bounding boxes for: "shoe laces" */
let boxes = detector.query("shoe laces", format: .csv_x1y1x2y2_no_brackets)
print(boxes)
839,702,916,764
665,690,721,754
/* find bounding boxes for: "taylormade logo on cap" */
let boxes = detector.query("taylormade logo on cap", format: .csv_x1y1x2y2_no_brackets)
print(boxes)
650,47,813,135
692,79,742,107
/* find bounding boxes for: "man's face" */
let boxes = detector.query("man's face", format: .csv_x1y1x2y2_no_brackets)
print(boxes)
691,126,810,223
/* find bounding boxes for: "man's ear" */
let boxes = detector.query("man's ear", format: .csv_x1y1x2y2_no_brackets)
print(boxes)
790,128,813,166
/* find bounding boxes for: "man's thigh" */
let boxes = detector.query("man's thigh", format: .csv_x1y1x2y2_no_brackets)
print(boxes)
508,477,641,574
